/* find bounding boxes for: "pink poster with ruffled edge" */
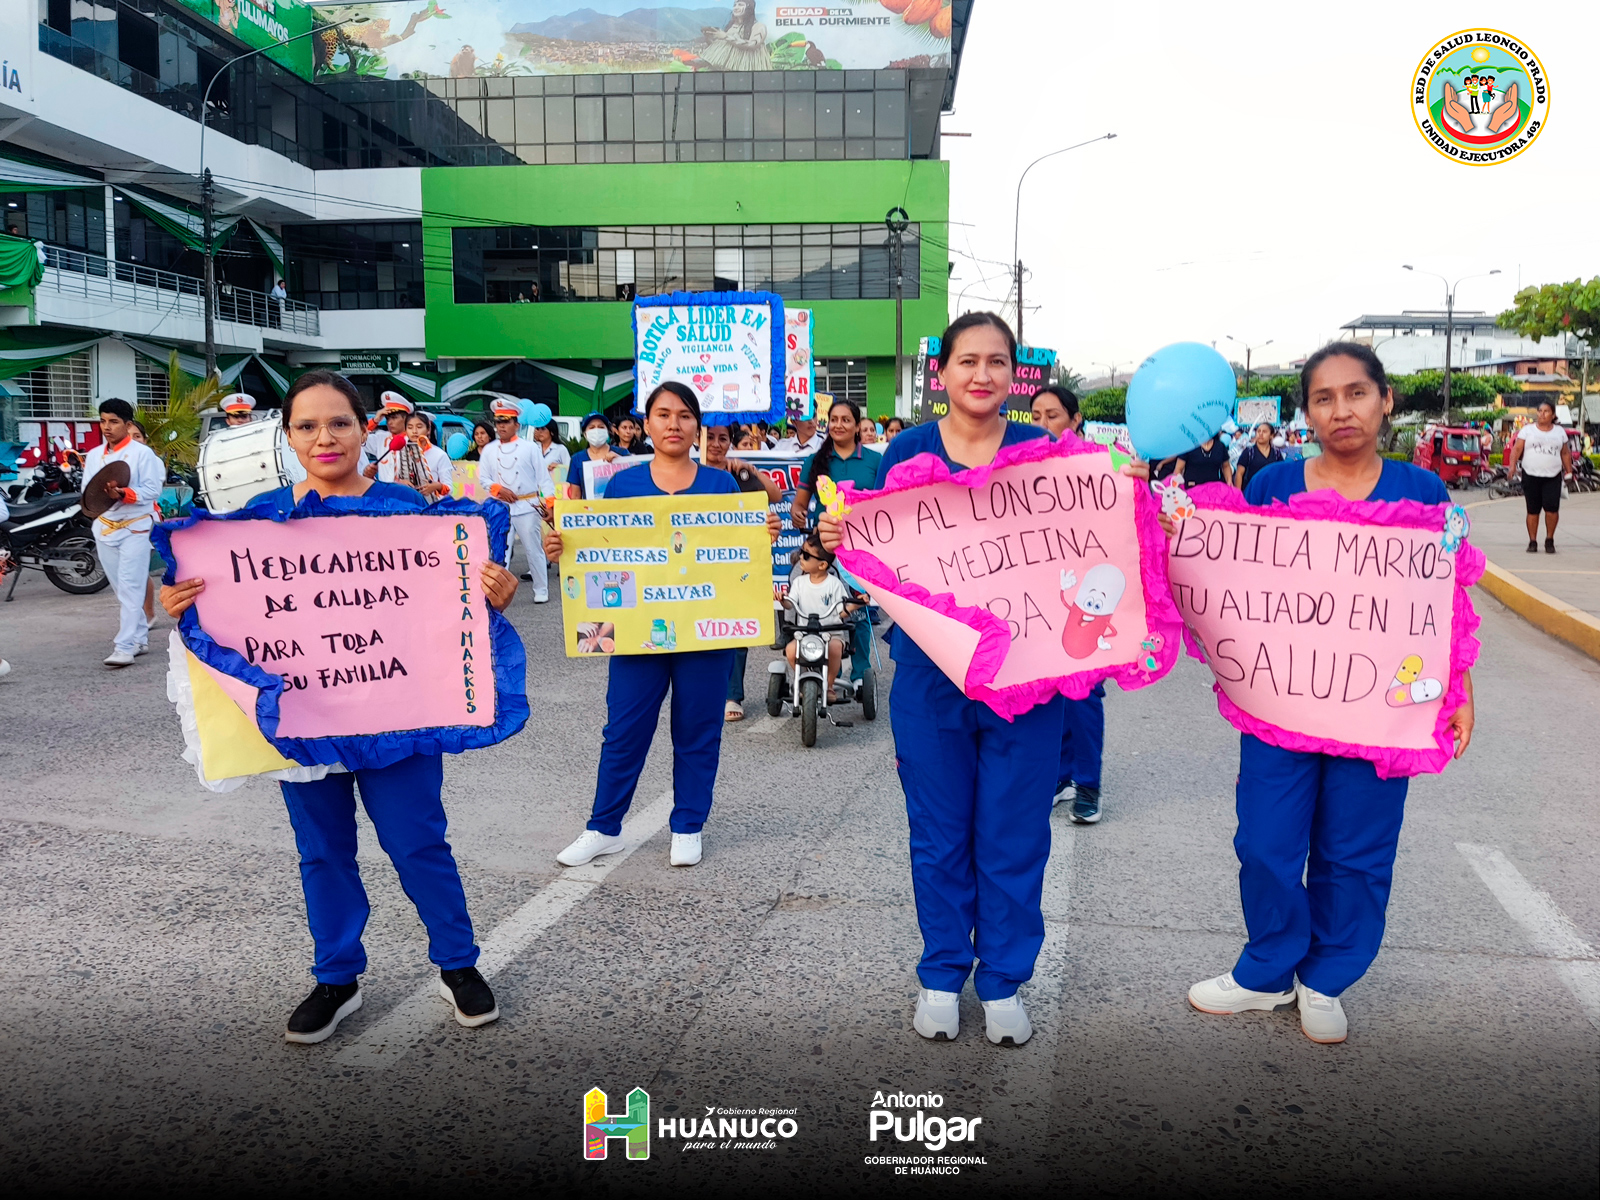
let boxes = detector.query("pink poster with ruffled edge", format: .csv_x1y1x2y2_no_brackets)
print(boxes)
836,432,1184,720
1170,483,1483,778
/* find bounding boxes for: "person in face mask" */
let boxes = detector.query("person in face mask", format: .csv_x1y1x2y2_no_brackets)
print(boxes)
566,411,629,499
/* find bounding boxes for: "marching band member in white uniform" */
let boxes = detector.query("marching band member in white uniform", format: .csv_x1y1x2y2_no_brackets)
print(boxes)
81,398,166,667
404,410,455,500
364,391,413,483
476,397,553,603
220,392,256,427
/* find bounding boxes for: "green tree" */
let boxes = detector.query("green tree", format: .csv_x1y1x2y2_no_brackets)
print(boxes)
1054,367,1087,393
1389,369,1518,416
1079,386,1126,423
136,352,217,473
1497,277,1600,418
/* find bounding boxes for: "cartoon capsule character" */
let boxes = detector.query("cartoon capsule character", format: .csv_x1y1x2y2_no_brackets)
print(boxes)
1060,563,1127,658
816,475,850,518
1386,654,1444,707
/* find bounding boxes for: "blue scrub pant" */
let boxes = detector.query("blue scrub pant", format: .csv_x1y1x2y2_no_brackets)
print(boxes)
727,646,747,703
1231,734,1409,997
280,753,479,985
849,610,874,682
590,650,735,836
890,662,1065,1001
1057,683,1105,791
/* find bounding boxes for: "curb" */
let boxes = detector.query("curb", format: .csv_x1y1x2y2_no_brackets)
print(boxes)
1476,561,1600,662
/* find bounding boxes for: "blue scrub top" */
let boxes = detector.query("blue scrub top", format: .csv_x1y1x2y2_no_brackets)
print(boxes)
603,459,741,499
871,419,1049,669
568,445,631,500
1244,458,1449,507
246,481,426,516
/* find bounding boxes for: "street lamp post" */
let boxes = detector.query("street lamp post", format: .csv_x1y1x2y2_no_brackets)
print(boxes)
1093,362,1125,388
1011,133,1115,344
886,206,911,419
198,19,352,378
1402,265,1501,423
1225,336,1273,387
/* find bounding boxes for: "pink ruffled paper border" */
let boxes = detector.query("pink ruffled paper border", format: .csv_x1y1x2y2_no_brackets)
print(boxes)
837,431,1186,720
1181,482,1484,778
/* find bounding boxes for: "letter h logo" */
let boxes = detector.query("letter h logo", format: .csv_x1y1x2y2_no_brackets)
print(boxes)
583,1086,649,1160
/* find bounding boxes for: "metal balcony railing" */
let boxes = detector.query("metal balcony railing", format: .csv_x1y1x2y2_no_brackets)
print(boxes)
40,246,320,337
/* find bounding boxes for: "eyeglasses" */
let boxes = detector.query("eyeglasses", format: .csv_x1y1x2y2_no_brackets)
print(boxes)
288,417,360,439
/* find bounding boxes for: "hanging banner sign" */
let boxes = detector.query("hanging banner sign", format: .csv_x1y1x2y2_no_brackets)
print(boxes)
1167,486,1483,778
154,496,529,772
555,492,773,657
785,308,815,420
834,434,1183,719
633,290,785,425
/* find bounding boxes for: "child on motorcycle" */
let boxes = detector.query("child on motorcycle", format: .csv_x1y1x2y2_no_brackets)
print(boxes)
784,533,860,704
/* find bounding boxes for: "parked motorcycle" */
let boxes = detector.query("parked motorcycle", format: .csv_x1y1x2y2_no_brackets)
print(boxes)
0,479,107,599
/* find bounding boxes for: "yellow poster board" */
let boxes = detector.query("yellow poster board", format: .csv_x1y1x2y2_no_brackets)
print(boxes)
556,492,771,657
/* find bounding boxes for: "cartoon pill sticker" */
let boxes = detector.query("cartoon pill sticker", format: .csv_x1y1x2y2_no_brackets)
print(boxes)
1060,564,1127,659
1385,654,1444,707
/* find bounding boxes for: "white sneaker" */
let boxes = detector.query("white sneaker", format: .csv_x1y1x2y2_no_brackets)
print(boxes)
981,994,1033,1045
670,832,702,867
103,650,136,667
1295,980,1348,1044
533,591,549,604
556,829,625,867
1187,971,1294,1015
0,660,11,680
1052,782,1075,807
913,988,960,1041
134,643,149,656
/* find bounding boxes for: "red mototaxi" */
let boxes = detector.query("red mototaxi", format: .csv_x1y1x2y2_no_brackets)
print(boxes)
1413,424,1493,486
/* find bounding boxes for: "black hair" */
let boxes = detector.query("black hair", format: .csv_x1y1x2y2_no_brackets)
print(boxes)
1298,342,1389,411
282,369,366,427
98,398,135,421
936,311,1017,372
725,0,755,37
801,530,835,566
1536,398,1557,414
472,419,494,440
1031,384,1080,419
643,381,701,426
804,396,862,488
405,410,435,440
129,418,148,438
884,416,906,434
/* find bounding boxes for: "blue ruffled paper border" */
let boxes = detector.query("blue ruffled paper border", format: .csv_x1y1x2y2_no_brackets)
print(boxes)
153,489,529,772
631,290,786,426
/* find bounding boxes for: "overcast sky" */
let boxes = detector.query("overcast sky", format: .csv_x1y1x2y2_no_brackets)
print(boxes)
942,0,1599,379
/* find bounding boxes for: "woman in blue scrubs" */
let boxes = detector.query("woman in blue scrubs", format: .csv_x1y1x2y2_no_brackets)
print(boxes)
545,382,780,869
821,312,1058,1047
161,371,520,1045
1185,343,1475,1043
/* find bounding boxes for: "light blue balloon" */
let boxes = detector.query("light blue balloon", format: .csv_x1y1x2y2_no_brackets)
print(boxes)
445,432,471,460
1124,342,1238,461
528,402,553,428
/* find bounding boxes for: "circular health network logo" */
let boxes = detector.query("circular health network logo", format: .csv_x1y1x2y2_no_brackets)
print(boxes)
1412,29,1549,164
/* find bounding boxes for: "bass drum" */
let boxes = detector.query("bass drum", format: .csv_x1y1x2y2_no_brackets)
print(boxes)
196,420,300,513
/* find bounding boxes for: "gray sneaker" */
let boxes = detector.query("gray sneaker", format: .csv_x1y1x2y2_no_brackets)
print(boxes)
1070,785,1101,824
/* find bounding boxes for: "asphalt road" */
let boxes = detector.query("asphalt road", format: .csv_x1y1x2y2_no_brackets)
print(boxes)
0,555,1596,1199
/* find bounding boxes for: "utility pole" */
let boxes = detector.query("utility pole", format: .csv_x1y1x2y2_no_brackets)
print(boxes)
1011,133,1116,342
1014,259,1024,345
1225,336,1273,389
198,18,352,379
886,206,910,420
1403,265,1500,425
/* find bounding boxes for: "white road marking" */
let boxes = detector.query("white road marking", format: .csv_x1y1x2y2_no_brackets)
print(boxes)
1457,842,1600,1032
336,789,676,1069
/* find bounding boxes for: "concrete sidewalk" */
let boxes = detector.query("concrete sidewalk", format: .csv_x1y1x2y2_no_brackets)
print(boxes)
1456,490,1600,659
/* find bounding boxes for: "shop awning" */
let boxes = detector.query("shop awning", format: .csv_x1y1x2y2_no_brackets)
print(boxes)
247,218,285,283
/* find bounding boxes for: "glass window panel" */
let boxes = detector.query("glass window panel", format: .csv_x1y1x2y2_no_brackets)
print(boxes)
514,96,544,143
713,248,743,291
785,140,816,160
816,71,844,91
634,94,663,141
604,144,634,162
784,93,814,138
604,73,632,94
634,142,665,162
875,139,905,159
754,92,784,139
544,75,574,94
456,99,484,136
512,76,543,95
815,92,843,139
666,92,694,139
694,94,722,140
685,248,715,291
904,240,920,299
875,89,904,137
632,249,655,294
802,247,831,299
575,74,603,94
802,224,831,242
485,99,515,144
605,95,634,141
830,247,860,299
845,92,872,138
831,225,860,245
772,246,801,290
785,72,816,90
685,226,714,247
860,245,891,298
575,95,605,141
634,74,662,92
817,139,843,160
755,139,783,160
724,93,753,140
723,141,752,160
876,69,907,88
486,77,514,97
859,223,889,245
545,96,575,143
714,226,741,246
626,226,655,247
845,138,872,159
722,71,752,90
576,143,605,163
743,248,772,290
693,141,724,161
546,143,576,164
598,227,626,248
656,246,684,293
845,70,875,90
754,71,784,91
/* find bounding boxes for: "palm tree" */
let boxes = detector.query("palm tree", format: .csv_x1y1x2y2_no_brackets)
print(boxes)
136,351,216,475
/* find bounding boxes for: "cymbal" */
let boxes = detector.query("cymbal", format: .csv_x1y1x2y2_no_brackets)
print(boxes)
81,460,131,519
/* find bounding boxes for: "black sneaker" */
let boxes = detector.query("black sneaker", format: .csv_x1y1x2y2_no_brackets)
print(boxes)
285,981,362,1045
1545,538,1556,554
1527,540,1539,553
1070,785,1103,825
519,571,534,581
439,967,499,1028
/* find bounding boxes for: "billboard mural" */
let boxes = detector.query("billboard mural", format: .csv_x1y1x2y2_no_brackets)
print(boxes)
305,1,953,80
175,0,317,79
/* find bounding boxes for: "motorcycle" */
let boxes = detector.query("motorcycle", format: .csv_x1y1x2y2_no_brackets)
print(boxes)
0,463,107,600
766,609,877,747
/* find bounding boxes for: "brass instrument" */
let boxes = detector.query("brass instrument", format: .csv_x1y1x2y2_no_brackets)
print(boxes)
396,437,434,490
